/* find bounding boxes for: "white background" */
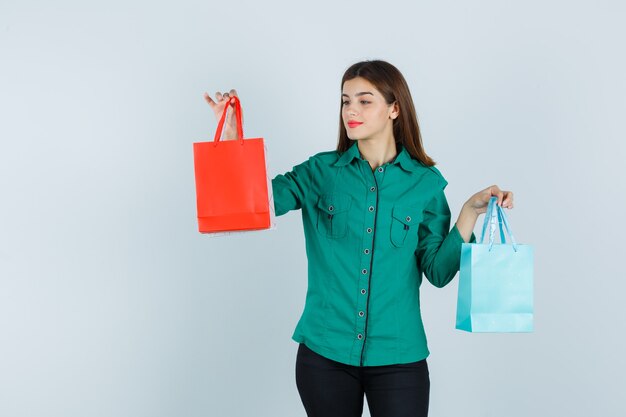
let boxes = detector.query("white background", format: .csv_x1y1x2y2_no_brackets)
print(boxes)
1,1,625,416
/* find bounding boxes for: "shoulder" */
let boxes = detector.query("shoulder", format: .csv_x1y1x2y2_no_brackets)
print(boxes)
414,160,449,189
300,149,342,169
310,149,340,162
427,165,449,188
286,149,339,174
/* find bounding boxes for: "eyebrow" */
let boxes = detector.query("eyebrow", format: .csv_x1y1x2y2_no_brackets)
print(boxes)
341,92,374,97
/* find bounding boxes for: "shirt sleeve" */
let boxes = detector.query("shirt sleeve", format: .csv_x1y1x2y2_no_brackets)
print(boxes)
271,158,312,216
416,188,477,288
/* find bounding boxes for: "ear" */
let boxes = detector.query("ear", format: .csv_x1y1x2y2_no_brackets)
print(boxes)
389,101,400,120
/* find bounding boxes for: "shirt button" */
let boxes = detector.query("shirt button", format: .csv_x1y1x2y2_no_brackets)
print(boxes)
406,216,411,222
366,227,372,233
363,249,370,254
361,269,367,275
370,186,376,192
357,334,363,340
377,167,384,173
328,205,334,211
358,311,365,317
361,289,367,295
368,206,375,212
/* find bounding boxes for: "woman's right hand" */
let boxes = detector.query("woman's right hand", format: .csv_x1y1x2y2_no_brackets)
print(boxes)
204,89,241,140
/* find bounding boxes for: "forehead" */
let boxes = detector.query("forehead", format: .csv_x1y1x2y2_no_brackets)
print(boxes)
342,77,380,96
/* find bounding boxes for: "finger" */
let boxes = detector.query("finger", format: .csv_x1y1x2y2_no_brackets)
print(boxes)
228,93,242,122
228,89,239,107
215,91,223,102
204,92,216,106
502,191,513,205
489,185,504,206
502,191,514,208
229,89,238,102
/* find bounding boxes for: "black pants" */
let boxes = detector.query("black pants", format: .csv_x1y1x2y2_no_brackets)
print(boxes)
295,343,430,417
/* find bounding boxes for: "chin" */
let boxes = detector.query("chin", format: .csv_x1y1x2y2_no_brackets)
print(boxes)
346,133,366,141
350,136,371,142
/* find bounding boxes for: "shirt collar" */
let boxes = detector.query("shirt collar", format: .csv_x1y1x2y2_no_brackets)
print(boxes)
334,141,418,172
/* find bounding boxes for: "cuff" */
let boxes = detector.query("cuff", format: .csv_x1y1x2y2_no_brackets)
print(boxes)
450,223,476,244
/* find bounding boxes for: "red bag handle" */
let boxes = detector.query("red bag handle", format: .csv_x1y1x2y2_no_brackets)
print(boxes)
213,95,244,145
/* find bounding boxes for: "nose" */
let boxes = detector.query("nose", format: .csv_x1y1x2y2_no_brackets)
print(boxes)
344,102,357,117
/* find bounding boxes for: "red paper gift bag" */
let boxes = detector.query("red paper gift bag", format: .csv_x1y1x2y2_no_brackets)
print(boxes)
193,96,271,233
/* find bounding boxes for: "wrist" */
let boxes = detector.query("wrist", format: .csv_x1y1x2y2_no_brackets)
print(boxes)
222,128,238,141
462,201,480,219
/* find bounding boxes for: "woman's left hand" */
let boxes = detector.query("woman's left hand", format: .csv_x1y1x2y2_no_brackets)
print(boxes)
464,185,514,215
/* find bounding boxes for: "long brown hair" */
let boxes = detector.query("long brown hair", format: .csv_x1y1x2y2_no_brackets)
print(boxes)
337,60,435,166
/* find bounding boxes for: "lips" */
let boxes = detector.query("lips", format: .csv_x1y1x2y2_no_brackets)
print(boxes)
347,121,363,128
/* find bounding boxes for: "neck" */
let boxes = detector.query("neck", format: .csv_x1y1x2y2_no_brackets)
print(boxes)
357,137,398,171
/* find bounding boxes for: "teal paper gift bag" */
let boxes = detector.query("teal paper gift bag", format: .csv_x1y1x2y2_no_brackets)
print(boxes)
456,197,534,332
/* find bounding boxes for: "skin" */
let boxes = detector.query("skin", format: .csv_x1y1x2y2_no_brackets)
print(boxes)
204,80,514,243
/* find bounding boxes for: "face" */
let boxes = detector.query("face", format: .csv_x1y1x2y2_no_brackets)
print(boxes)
341,77,398,143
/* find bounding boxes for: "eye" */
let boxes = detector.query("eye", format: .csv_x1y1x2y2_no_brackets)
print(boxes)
342,101,349,106
360,100,370,105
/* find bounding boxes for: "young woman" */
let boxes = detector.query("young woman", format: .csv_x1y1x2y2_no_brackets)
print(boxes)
205,60,513,417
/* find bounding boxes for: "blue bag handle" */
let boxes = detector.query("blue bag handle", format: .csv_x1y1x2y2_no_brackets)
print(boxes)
479,197,501,244
479,196,518,252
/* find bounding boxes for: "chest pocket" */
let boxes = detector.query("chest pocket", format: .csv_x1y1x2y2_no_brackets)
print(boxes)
316,194,352,238
390,205,422,248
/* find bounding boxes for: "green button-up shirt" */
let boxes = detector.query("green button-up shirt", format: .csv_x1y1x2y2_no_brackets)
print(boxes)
271,141,475,366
